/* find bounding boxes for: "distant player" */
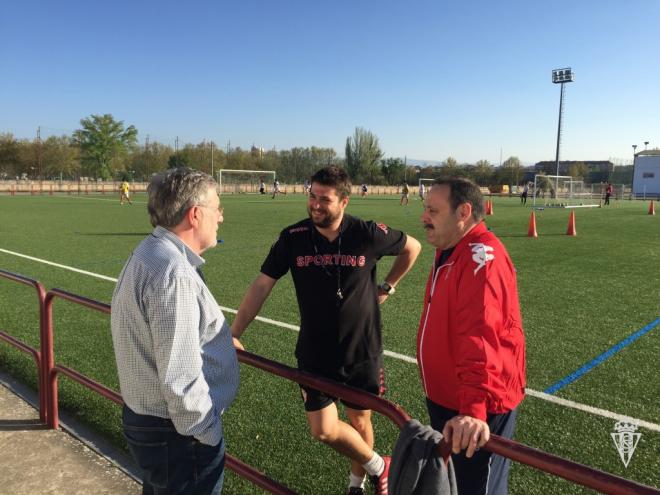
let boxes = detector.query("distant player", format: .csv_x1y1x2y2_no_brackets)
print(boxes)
604,182,613,206
520,182,530,205
418,182,426,201
259,179,266,195
304,179,311,195
272,179,286,199
360,184,368,197
120,180,132,205
400,182,409,206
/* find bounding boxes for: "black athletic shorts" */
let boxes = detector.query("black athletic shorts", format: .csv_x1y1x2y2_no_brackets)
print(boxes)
298,360,386,412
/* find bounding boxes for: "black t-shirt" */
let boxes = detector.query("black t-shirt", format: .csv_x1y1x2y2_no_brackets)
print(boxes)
261,214,407,370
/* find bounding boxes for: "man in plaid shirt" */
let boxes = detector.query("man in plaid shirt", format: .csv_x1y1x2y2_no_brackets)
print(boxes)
111,167,239,494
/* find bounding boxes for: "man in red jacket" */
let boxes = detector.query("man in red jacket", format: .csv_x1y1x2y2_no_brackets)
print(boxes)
417,177,526,495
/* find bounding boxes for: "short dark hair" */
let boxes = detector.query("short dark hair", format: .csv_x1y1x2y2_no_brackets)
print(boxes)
432,177,484,221
147,167,218,228
310,166,352,198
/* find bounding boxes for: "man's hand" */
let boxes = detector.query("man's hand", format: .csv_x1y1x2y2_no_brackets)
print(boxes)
377,287,390,305
442,415,490,458
232,337,244,351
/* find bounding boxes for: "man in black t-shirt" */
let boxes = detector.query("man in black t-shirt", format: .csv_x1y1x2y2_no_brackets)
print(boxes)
231,166,421,495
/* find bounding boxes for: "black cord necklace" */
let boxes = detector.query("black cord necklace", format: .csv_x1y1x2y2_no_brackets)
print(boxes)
310,220,343,304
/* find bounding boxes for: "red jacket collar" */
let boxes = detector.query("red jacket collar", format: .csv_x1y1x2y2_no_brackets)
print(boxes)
434,221,488,263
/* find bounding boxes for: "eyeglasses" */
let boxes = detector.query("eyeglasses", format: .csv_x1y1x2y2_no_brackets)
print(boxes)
196,204,224,215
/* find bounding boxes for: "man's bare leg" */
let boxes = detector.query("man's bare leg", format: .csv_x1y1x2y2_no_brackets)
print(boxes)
345,407,373,477
305,403,373,465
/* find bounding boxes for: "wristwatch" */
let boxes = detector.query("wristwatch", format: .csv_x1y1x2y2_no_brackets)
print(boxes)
379,282,396,295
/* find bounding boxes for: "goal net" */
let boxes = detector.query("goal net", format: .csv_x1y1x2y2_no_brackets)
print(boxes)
532,175,599,208
217,169,276,194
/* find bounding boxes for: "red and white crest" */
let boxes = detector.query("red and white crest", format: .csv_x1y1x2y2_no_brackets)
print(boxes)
376,223,389,234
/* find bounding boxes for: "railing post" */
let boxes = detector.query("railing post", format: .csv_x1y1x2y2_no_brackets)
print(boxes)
35,283,48,424
43,293,58,429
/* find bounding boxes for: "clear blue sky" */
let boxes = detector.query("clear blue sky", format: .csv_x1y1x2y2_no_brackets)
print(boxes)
1,0,658,165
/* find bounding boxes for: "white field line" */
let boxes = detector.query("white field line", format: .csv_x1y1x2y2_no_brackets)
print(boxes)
2,247,659,432
0,248,118,282
525,389,660,433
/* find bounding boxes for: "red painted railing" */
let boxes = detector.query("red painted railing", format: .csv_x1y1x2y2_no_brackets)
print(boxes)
236,350,659,495
1,269,658,494
43,287,297,494
0,269,47,422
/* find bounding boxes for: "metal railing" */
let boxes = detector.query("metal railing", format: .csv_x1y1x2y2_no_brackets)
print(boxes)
0,269,47,422
1,269,658,494
43,287,296,494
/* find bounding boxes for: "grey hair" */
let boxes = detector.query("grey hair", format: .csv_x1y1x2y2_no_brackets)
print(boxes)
147,167,218,228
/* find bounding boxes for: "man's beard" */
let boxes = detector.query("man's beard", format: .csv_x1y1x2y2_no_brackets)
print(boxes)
308,206,340,228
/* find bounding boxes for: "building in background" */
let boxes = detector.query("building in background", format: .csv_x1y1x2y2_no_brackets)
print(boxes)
632,150,660,197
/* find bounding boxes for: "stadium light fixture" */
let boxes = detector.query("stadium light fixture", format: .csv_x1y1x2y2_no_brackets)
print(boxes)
551,67,575,197
644,141,649,150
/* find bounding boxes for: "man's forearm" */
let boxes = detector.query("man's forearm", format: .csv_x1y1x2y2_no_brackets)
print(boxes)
384,235,422,286
231,275,275,338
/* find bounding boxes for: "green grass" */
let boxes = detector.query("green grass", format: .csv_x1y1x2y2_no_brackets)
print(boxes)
1,192,659,493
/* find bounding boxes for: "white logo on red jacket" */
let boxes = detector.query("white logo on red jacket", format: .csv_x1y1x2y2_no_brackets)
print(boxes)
469,243,494,275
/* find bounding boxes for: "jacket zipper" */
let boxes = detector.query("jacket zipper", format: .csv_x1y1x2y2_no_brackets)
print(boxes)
418,260,454,396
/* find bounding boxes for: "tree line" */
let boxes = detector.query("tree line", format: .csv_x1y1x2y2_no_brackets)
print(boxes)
0,114,626,186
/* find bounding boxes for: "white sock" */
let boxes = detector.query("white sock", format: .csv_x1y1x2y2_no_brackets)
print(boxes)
349,472,366,488
362,452,385,477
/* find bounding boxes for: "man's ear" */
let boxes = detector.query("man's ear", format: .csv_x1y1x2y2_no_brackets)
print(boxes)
186,205,200,228
457,202,473,222
341,196,350,209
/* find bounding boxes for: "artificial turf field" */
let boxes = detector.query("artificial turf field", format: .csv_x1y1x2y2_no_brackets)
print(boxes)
0,191,658,494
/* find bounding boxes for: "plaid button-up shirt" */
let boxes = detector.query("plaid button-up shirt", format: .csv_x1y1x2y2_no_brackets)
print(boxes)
111,226,239,446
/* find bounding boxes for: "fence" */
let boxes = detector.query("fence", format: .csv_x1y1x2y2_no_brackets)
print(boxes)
1,269,658,494
0,180,148,195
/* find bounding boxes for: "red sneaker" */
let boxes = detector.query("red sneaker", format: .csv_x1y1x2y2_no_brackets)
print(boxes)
369,455,391,495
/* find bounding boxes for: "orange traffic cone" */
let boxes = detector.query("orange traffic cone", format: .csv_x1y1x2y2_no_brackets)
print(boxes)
566,211,576,236
648,201,655,216
527,211,538,238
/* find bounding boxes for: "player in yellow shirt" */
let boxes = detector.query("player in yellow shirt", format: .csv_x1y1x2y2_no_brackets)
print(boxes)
120,181,132,205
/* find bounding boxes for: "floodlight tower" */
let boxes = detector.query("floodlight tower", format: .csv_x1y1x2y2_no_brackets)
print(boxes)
552,67,575,198
644,141,649,150
631,144,638,197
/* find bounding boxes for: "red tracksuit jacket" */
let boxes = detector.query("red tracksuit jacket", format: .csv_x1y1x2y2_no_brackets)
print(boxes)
417,222,526,421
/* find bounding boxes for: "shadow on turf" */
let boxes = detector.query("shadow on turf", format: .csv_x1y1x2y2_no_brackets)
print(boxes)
75,232,151,236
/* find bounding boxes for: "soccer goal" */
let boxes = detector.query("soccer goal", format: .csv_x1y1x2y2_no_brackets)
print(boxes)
217,169,276,194
532,174,600,208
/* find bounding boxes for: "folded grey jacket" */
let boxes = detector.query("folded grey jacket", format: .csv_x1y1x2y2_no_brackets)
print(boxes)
388,419,458,495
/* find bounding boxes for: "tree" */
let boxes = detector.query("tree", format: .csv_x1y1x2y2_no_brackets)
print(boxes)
568,162,588,180
498,156,523,189
128,141,173,180
345,127,383,183
473,159,494,186
42,136,80,179
73,114,138,179
381,158,406,185
168,153,190,169
0,133,21,178
441,156,464,177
